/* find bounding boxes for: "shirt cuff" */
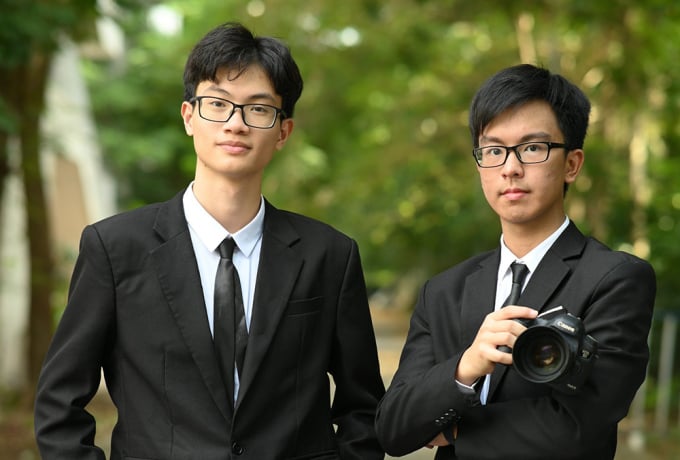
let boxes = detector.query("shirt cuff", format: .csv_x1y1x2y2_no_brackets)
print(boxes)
455,378,479,394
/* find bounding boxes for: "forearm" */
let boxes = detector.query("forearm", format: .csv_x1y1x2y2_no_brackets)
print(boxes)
34,324,108,459
376,355,472,456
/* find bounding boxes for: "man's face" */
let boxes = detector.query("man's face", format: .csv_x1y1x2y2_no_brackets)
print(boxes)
476,100,583,233
181,65,293,185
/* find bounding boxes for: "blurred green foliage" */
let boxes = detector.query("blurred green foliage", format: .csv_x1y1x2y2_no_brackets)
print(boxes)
84,0,680,315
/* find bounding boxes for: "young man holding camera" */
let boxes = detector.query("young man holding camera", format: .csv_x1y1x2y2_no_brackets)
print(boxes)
375,64,656,459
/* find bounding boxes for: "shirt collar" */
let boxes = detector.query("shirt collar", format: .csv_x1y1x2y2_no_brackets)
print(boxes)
182,183,264,257
499,216,570,277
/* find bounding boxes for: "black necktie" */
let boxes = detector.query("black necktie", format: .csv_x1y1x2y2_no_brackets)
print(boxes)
497,262,529,354
214,238,248,395
503,262,529,307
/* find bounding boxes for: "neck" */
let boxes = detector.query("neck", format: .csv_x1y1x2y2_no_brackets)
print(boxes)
501,215,566,258
192,177,262,234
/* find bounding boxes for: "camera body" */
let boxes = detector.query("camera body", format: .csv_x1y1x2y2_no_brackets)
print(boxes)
512,307,598,394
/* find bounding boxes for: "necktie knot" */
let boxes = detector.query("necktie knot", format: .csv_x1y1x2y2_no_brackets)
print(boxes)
503,262,529,307
510,262,529,285
218,238,236,259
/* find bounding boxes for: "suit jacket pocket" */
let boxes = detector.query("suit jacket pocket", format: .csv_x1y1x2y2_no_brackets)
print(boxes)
286,296,323,317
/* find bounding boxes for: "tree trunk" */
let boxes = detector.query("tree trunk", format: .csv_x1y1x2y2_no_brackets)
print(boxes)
0,62,21,308
18,52,55,405
0,132,9,256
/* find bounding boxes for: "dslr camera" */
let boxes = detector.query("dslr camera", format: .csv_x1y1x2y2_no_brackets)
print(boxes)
511,306,599,393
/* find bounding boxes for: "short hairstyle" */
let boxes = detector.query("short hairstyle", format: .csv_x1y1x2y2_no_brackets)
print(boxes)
469,64,591,150
183,22,303,118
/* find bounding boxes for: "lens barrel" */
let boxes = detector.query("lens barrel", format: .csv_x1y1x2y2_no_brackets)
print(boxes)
513,326,571,383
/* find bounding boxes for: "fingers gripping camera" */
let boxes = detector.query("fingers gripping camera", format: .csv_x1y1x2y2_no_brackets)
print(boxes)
512,306,599,394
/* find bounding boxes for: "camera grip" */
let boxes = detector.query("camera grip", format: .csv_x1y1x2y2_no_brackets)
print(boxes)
498,345,512,354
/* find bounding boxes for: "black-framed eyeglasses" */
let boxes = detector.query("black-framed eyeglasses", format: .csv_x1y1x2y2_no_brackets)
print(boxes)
190,96,286,129
472,141,567,168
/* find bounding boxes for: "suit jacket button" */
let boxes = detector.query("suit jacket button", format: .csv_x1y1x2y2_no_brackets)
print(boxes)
232,442,244,455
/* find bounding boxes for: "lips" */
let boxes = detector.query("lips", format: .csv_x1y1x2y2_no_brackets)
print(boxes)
218,140,250,154
502,188,528,200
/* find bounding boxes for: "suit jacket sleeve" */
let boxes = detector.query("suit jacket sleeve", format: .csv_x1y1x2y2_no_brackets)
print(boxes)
376,243,656,459
330,239,386,459
375,276,480,456
34,225,114,459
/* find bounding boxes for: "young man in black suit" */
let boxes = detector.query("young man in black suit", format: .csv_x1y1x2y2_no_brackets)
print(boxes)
375,64,655,459
35,22,385,459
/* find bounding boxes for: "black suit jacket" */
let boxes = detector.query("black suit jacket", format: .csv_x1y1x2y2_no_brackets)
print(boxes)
375,222,655,460
35,192,385,460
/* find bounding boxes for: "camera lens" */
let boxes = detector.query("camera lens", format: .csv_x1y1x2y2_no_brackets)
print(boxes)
529,341,561,374
513,327,570,383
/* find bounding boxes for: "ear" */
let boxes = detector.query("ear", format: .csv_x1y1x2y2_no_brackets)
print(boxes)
275,118,295,150
564,149,584,185
181,101,194,136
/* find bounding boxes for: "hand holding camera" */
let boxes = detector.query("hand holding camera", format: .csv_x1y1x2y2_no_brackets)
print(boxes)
504,306,599,393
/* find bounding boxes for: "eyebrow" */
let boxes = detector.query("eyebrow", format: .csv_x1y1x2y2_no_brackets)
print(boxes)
203,85,278,104
480,132,553,145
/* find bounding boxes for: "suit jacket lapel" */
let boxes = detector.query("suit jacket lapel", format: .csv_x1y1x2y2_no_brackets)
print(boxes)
461,250,500,347
520,222,586,314
149,193,233,422
235,201,303,409
488,222,587,401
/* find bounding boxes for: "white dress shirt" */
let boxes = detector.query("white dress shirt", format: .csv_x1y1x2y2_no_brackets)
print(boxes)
182,183,264,400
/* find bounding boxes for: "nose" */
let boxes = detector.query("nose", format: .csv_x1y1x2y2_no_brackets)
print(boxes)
223,107,248,130
501,148,524,176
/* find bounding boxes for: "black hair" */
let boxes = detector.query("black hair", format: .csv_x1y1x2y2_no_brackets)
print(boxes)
183,22,303,118
469,64,591,150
